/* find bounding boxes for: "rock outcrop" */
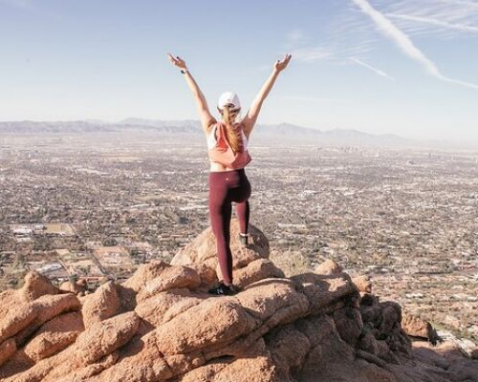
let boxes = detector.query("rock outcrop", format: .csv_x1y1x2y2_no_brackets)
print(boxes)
0,220,477,382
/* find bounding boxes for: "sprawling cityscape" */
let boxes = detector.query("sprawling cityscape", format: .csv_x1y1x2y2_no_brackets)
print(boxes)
1,125,477,343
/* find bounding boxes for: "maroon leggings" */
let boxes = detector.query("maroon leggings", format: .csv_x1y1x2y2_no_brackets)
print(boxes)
209,168,251,285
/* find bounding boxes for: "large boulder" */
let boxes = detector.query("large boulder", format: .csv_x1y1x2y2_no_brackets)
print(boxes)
117,260,201,310
23,311,84,362
82,281,120,328
1,225,477,382
21,271,60,302
14,293,82,346
0,302,37,344
171,220,270,287
402,312,439,344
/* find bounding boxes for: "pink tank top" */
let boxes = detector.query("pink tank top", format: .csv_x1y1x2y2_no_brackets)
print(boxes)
207,121,252,169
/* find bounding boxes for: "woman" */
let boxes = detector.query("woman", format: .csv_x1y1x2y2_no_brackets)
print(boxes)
168,53,292,295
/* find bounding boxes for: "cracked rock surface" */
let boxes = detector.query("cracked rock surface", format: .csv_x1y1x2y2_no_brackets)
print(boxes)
0,222,477,382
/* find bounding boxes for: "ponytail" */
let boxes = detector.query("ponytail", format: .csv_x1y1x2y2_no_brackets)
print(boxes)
222,106,243,154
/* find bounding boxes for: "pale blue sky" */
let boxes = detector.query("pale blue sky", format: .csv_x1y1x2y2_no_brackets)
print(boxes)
1,0,477,141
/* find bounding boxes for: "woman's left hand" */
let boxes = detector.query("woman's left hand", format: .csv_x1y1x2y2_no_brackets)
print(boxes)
274,54,292,73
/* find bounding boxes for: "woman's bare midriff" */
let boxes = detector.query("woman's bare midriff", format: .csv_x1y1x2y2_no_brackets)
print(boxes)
210,162,242,172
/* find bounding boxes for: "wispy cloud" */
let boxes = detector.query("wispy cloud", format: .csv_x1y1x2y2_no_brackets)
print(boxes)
280,95,346,103
351,0,478,90
281,29,335,64
349,57,396,81
283,25,377,65
438,0,478,8
387,13,478,33
285,29,309,48
290,46,333,63
380,0,478,40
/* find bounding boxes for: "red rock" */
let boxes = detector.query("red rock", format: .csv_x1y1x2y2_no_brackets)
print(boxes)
152,298,257,355
315,259,343,275
1,226,476,382
333,306,364,345
59,279,87,295
237,278,309,325
0,338,16,367
402,312,439,344
23,311,84,362
353,275,372,293
118,260,199,310
233,258,285,289
21,271,60,302
137,265,201,302
266,324,311,380
357,332,379,355
185,262,218,291
171,220,270,275
82,281,120,328
0,302,37,344
291,272,359,313
14,293,81,346
54,351,119,382
0,349,36,379
75,311,140,364
179,356,280,382
134,288,204,336
120,260,170,293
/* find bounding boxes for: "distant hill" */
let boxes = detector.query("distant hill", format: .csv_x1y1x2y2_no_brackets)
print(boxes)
0,121,117,133
0,119,456,148
118,118,201,133
0,120,202,135
256,123,414,147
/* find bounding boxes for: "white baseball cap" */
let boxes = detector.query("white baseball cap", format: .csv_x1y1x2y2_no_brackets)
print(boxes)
217,91,241,110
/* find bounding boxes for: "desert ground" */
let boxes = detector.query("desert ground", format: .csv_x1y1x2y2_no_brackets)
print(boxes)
1,129,477,342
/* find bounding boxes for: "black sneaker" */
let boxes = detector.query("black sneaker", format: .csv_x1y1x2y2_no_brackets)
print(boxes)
208,282,237,296
238,233,250,247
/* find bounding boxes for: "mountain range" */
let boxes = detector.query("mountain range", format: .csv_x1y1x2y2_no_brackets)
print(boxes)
0,119,468,149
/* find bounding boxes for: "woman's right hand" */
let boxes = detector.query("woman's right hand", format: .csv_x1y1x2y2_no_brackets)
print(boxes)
273,54,292,73
167,53,188,71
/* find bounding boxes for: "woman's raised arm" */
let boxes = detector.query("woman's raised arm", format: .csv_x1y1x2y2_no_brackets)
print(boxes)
241,54,292,138
167,53,216,135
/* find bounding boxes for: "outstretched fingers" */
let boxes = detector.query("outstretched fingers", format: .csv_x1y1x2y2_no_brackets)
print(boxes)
274,53,292,72
281,53,292,65
167,53,187,70
167,52,177,64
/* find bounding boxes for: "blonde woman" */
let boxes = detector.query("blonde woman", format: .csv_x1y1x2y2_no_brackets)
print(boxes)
168,53,292,295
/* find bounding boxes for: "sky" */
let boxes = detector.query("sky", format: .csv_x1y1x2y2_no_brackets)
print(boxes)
0,0,478,142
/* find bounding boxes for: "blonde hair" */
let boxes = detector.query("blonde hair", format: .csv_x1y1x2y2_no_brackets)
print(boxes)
221,106,243,154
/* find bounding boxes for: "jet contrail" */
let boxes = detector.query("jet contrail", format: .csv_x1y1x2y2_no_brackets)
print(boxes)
351,0,478,90
439,0,478,8
387,13,478,34
349,57,396,81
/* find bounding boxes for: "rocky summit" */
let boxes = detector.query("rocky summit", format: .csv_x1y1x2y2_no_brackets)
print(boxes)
0,221,477,382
